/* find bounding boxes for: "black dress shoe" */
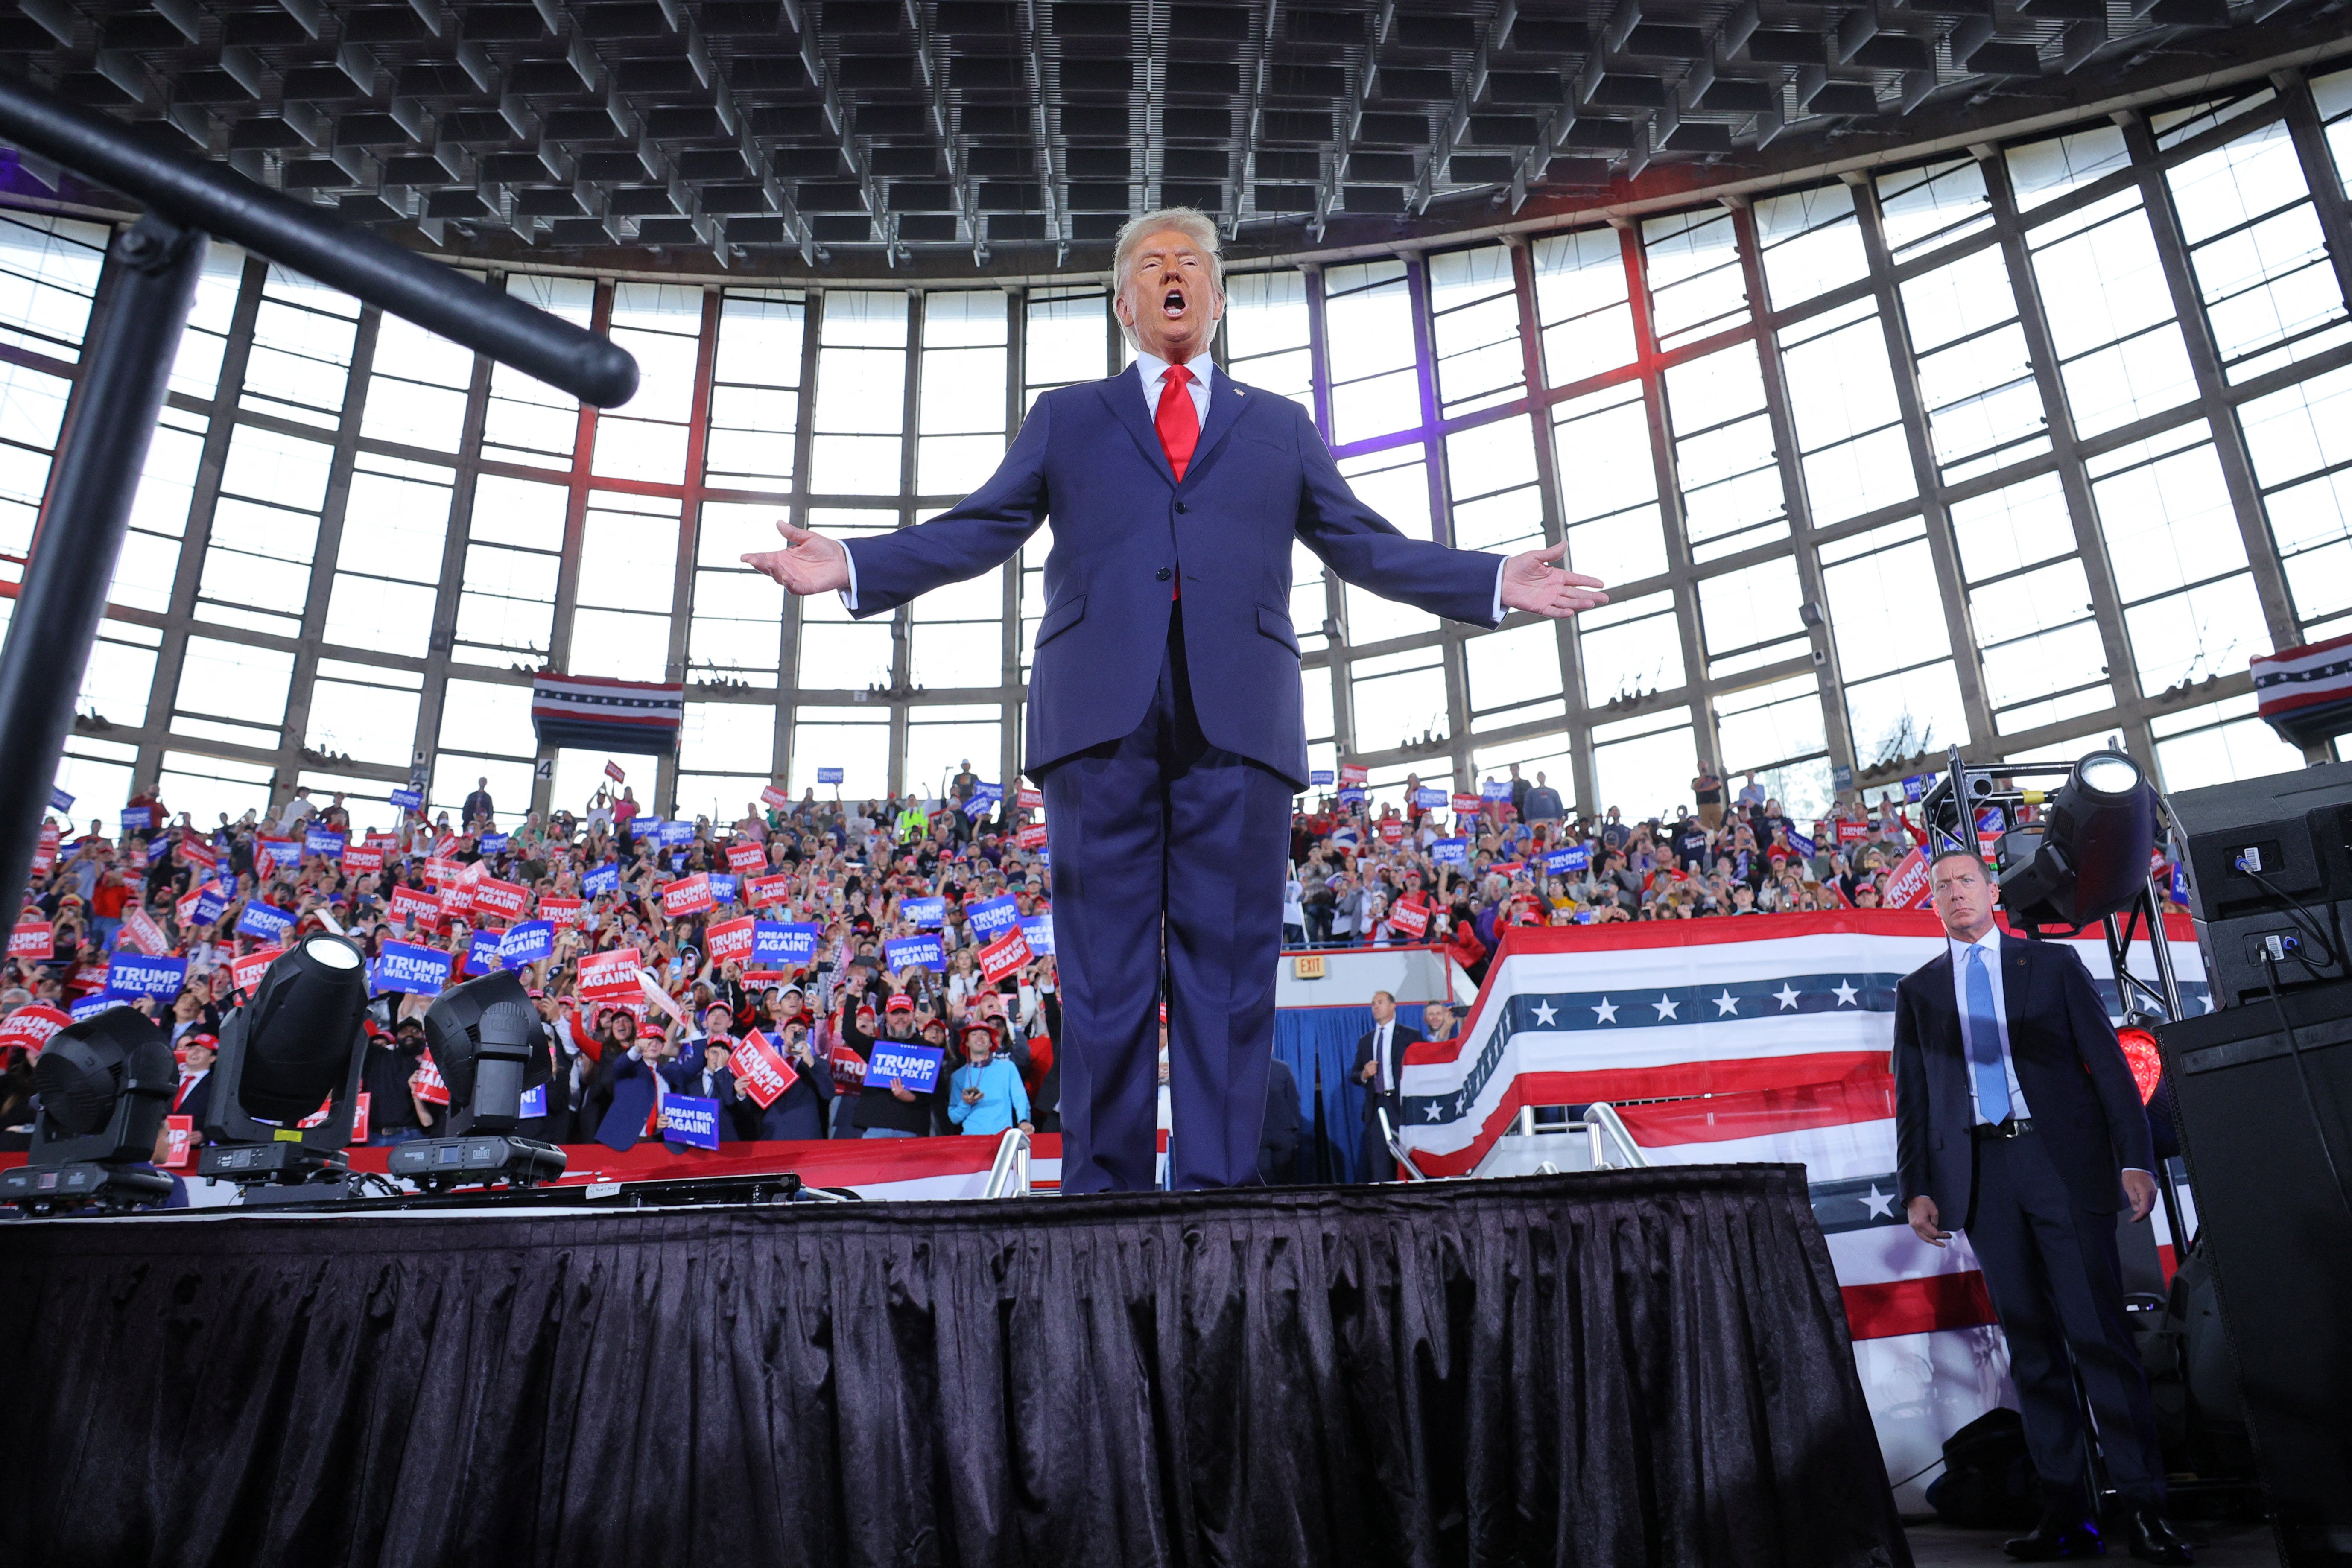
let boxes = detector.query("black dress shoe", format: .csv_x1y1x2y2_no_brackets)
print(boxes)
2004,1516,2105,1560
2121,1510,2193,1565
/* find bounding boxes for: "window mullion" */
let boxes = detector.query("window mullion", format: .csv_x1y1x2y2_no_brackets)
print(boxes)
1508,235,1596,811
412,322,495,814
775,289,826,787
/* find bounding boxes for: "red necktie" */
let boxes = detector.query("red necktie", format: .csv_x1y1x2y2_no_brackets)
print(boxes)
1156,365,1197,601
1155,364,1198,482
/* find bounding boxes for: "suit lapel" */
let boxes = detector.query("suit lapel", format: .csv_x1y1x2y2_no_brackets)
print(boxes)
1098,366,1178,488
1998,932,2031,1047
1179,371,1248,487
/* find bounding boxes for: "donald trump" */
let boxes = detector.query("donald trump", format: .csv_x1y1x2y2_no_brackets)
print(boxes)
744,207,1606,1193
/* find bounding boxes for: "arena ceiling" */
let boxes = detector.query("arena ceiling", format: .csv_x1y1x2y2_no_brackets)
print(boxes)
1,0,2346,275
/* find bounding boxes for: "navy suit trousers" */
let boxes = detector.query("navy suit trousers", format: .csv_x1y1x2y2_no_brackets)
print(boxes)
1040,605,1292,1194
1966,1129,2167,1506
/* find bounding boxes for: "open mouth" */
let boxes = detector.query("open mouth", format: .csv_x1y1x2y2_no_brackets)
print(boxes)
1162,286,1187,318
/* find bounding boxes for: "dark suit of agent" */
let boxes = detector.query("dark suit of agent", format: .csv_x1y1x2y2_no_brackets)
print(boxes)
1352,992,1422,1183
740,209,1606,1194
1893,850,2188,1565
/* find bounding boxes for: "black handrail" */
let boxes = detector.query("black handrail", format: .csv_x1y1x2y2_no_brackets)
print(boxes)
0,74,637,408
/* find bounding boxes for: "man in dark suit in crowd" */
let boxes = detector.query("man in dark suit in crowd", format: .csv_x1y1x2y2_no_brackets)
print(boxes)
742,208,1605,1194
1894,850,2189,1564
1352,991,1421,1183
1258,1054,1300,1184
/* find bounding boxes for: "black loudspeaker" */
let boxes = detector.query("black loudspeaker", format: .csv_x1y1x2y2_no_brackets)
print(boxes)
2156,981,2352,1566
2168,760,2352,1009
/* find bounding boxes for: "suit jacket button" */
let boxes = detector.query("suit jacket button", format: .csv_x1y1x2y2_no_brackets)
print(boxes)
1175,501,1189,514
1156,567,1172,581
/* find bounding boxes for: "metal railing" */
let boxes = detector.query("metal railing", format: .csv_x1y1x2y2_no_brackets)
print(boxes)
0,73,638,912
982,1127,1032,1198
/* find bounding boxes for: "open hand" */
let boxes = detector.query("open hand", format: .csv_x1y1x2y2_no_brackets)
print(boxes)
1906,1195,1949,1248
741,519,850,596
1499,541,1607,620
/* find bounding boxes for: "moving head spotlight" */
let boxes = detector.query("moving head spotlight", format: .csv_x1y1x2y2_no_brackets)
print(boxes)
200,933,373,1203
389,971,567,1191
1996,750,2161,933
0,1007,176,1213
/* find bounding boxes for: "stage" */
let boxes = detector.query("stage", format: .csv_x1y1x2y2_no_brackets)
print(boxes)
0,1165,1907,1568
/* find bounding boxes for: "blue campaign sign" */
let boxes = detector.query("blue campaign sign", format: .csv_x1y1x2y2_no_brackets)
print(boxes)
757,921,819,965
883,934,946,973
1414,787,1449,809
1336,786,1367,805
374,942,453,996
305,826,347,858
520,1084,547,1118
710,873,736,904
1787,830,1817,858
1542,846,1589,876
902,896,946,928
865,1041,945,1093
1901,774,1924,803
500,920,554,965
237,901,295,942
634,817,665,842
1431,838,1470,866
465,930,506,975
975,781,1004,803
120,807,152,835
817,767,844,785
668,850,688,873
185,885,229,927
49,786,73,814
660,1093,722,1150
71,995,116,1022
2171,863,2189,902
106,952,186,1001
478,832,510,855
1481,779,1514,801
584,863,619,896
1018,914,1055,956
965,893,1020,941
1309,770,1334,787
659,820,696,846
389,788,424,812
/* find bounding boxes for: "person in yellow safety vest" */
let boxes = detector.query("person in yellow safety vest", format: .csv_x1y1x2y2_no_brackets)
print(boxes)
895,801,926,843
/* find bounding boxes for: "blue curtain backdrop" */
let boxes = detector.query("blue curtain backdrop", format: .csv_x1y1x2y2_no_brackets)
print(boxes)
1272,1004,1373,1184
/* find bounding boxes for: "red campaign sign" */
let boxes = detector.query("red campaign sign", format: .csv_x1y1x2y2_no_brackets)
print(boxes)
729,1028,798,1108
163,1115,194,1169
439,878,477,918
1338,763,1369,785
1015,824,1048,850
179,835,218,870
1881,847,1936,910
412,1054,450,1106
8,920,53,960
605,760,627,783
351,1091,371,1145
343,844,385,874
758,783,789,810
539,895,585,928
829,1043,868,1089
0,1003,72,1056
978,924,1032,985
726,841,766,874
745,873,792,909
31,822,59,876
1837,820,1870,844
661,873,715,917
389,886,442,925
1451,793,1480,813
707,915,757,966
473,876,529,921
233,946,284,994
120,906,170,957
70,963,109,995
578,948,641,1001
1016,786,1043,812
1388,900,1431,940
424,857,467,886
365,832,400,848
1379,819,1406,843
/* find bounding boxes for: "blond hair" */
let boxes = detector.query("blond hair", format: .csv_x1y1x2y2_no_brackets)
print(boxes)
1110,207,1224,298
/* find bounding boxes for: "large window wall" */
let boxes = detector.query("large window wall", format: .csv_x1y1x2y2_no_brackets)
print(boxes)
6,66,2351,829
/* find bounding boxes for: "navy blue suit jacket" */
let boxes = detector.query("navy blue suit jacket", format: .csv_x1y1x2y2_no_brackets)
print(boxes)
1891,933,2154,1225
843,365,1505,786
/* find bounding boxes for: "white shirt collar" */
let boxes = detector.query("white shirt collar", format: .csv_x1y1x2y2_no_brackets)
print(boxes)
1951,925,2002,960
1134,347,1215,391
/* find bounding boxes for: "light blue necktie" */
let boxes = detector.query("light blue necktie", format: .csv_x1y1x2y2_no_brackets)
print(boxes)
1966,945,2012,1125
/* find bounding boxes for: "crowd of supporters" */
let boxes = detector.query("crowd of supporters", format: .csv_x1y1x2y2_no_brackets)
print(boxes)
1,752,2126,1156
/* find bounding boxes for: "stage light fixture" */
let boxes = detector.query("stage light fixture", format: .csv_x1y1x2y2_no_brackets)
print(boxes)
0,1007,176,1213
199,932,374,1203
388,971,567,1191
1996,749,2161,932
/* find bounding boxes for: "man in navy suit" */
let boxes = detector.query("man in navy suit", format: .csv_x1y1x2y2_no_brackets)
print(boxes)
1894,850,2189,1564
744,207,1606,1193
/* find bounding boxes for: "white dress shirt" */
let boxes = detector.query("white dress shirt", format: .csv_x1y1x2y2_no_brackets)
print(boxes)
1371,1018,1395,1095
848,353,1508,623
1949,927,2030,1124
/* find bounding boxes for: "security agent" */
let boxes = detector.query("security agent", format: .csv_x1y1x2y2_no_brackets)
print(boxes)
1893,849,2189,1564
